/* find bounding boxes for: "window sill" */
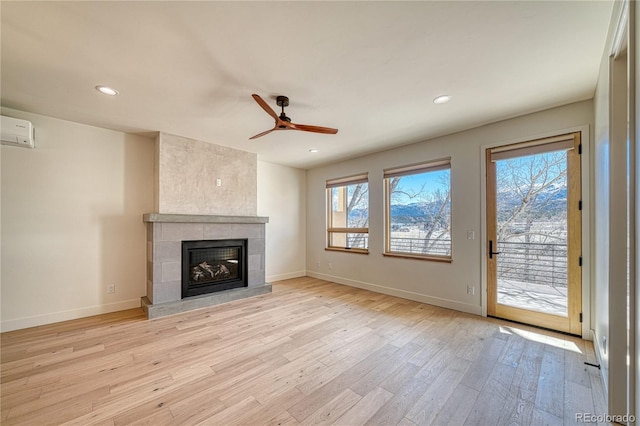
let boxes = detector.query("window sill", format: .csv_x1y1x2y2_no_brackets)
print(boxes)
383,252,452,263
325,247,369,255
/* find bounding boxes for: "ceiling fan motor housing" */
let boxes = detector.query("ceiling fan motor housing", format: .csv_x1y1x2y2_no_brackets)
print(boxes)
279,113,291,124
276,96,289,107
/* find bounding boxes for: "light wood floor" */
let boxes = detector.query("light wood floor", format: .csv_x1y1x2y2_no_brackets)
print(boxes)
1,277,607,425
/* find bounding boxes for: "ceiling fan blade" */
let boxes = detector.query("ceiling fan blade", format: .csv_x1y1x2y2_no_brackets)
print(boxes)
290,123,339,134
249,128,276,140
250,94,337,138
251,94,279,121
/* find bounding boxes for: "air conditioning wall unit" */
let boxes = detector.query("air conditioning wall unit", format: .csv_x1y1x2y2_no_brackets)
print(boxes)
1,115,35,148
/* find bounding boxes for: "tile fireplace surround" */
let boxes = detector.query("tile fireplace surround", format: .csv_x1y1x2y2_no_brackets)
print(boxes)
142,213,270,319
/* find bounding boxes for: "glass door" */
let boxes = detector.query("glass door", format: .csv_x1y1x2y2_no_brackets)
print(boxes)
486,132,582,335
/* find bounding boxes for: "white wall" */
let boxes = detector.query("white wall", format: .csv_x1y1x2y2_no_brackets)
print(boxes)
593,22,612,386
592,0,633,416
0,109,307,331
1,108,155,331
307,101,593,317
257,161,306,282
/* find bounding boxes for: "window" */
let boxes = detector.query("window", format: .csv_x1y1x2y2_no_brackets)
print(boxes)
326,173,369,253
384,159,451,261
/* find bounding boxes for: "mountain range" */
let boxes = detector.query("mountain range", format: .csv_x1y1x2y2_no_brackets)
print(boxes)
349,186,567,224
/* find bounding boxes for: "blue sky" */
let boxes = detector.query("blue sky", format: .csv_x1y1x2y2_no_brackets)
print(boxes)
391,170,450,205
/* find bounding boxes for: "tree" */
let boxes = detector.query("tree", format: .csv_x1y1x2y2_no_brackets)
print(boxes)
494,150,568,287
345,183,369,248
496,151,567,243
389,172,451,256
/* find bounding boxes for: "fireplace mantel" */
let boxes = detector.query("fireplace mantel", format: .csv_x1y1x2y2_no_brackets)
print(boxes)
143,213,269,224
142,212,270,319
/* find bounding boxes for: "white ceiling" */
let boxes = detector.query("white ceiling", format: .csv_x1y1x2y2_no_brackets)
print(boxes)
1,1,613,169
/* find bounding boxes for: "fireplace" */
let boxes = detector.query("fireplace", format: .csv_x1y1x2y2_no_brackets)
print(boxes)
143,214,269,319
182,239,248,298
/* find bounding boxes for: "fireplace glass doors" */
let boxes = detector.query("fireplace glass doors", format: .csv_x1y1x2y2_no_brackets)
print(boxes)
182,239,247,298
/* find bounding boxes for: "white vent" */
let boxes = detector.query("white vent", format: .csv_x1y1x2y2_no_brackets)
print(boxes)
1,116,35,148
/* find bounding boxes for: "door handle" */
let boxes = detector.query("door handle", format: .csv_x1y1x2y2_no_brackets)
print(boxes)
489,240,501,259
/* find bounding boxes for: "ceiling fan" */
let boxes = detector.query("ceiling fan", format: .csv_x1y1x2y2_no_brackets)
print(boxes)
249,94,338,140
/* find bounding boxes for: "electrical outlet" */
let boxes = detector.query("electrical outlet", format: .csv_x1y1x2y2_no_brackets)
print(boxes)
216,178,222,187
328,262,333,270
467,230,475,240
107,284,116,294
467,285,475,295
316,260,320,267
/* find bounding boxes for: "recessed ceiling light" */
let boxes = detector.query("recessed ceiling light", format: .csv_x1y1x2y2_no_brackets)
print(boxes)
95,85,119,96
433,95,451,104
309,148,318,153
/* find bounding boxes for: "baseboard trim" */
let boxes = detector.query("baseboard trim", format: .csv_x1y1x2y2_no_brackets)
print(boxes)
307,271,482,316
0,272,481,331
266,270,306,282
1,299,142,332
